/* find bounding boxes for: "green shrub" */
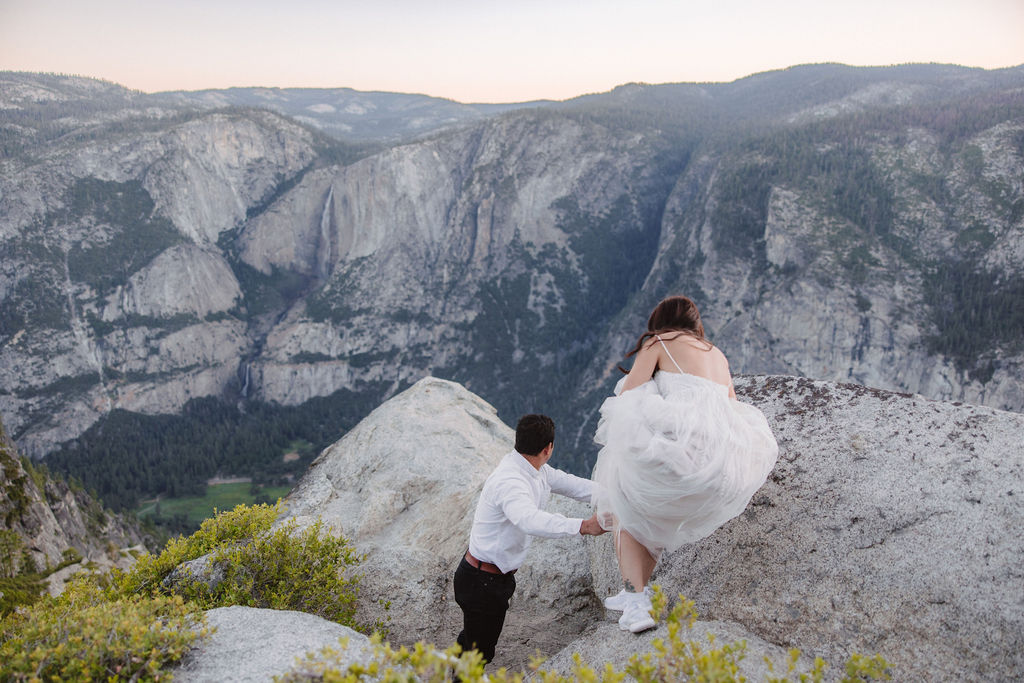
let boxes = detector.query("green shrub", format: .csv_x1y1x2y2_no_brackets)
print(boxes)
110,502,280,596
0,503,362,681
0,530,25,578
18,457,50,499
0,574,48,618
279,586,890,683
0,532,86,617
279,635,490,683
109,503,362,628
0,579,203,682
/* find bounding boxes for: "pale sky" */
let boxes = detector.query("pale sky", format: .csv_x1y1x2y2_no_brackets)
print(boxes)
1,0,1022,103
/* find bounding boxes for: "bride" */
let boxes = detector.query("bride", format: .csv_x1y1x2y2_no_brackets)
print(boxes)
591,295,779,633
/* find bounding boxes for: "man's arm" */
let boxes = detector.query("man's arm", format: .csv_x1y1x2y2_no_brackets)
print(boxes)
545,466,595,504
499,481,587,538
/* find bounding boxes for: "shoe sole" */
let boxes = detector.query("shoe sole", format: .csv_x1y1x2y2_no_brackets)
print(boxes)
629,617,656,633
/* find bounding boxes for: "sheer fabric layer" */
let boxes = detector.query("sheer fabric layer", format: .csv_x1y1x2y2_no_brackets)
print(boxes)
592,371,778,554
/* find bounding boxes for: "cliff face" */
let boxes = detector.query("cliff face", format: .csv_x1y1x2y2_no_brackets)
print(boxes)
1,66,1022,467
237,75,1024,462
242,111,667,409
607,117,1024,413
0,103,321,453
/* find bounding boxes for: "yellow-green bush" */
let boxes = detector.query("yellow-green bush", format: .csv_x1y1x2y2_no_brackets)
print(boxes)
0,534,84,618
0,529,43,618
1,503,363,681
108,502,362,628
0,579,203,682
0,574,47,619
110,502,280,597
0,530,25,578
278,587,891,683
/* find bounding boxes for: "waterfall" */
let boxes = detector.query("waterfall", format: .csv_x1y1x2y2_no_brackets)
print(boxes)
240,363,251,398
317,186,334,280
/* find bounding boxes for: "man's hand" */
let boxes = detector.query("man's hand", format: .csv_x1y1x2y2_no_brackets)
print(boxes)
580,514,608,536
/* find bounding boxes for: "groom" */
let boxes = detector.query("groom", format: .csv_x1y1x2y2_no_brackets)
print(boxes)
454,414,606,666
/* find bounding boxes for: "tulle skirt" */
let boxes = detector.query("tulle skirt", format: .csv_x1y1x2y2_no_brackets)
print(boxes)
592,371,778,554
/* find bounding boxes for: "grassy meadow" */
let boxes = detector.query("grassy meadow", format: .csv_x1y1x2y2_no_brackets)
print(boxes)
137,482,294,531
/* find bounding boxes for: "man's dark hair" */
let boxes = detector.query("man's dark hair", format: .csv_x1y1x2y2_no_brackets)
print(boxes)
515,414,555,456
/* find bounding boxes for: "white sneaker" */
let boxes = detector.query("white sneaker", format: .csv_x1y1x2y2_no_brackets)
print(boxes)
604,586,652,611
614,602,655,634
603,589,631,610
617,594,656,633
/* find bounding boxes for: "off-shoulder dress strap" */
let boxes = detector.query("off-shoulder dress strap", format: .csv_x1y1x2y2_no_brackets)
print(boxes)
655,335,685,374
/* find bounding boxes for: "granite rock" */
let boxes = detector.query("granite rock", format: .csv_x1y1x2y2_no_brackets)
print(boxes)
172,606,373,682
588,376,1024,681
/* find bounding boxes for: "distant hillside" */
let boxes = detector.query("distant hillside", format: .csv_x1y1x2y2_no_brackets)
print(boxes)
0,71,552,149
1,64,1022,501
148,86,552,143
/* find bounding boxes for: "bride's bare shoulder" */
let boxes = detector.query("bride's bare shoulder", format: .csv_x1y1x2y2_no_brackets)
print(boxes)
673,334,713,352
708,344,732,372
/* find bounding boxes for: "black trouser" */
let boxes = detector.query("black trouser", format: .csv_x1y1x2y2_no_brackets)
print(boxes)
453,556,516,664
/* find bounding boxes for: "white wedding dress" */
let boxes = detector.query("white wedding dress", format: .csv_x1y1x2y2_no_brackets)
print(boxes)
592,340,778,554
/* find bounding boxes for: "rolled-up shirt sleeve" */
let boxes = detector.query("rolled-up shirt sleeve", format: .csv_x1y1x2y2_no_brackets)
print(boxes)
499,480,583,538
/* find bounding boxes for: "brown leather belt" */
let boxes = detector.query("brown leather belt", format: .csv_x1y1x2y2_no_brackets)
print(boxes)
465,550,515,575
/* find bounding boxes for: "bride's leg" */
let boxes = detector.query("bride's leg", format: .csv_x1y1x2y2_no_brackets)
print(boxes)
617,529,656,592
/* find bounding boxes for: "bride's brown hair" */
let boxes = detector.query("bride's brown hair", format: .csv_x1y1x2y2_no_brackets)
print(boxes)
619,295,710,373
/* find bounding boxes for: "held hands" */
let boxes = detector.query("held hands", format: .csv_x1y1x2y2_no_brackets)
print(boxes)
580,514,609,536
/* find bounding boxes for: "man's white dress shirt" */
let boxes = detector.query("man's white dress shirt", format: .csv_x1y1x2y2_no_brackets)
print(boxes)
468,450,595,574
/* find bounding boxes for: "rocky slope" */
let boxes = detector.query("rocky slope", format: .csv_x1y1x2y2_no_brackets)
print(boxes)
1,65,1022,477
588,376,1024,681
0,416,147,583
172,375,1024,681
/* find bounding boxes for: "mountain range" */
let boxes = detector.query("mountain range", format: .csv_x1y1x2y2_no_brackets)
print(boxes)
1,64,1022,494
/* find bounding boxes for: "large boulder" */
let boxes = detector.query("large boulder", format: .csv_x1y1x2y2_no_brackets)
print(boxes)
280,376,603,671
588,376,1024,681
173,606,372,682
